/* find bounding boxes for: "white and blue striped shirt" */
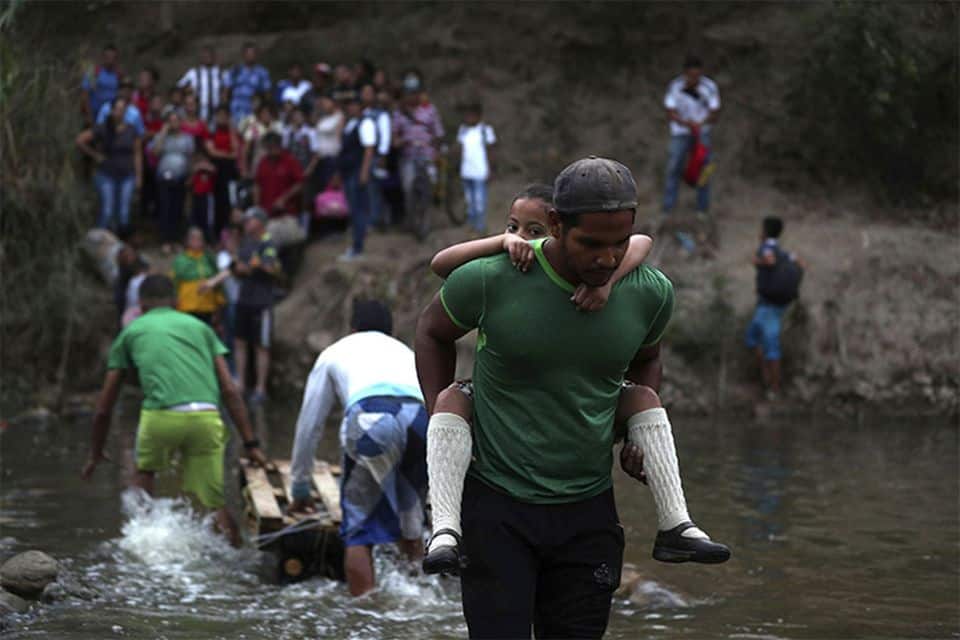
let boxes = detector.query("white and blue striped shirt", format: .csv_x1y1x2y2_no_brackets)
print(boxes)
177,64,225,122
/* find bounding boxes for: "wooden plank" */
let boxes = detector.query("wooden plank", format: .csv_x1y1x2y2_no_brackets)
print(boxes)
313,461,342,523
244,464,283,522
274,461,295,504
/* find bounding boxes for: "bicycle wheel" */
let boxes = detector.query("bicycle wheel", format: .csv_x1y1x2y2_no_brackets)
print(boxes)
412,168,433,241
444,159,467,226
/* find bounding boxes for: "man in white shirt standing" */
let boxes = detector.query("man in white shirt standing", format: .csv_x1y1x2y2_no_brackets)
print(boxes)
177,46,224,124
313,94,344,192
456,103,497,233
662,56,721,215
289,300,428,596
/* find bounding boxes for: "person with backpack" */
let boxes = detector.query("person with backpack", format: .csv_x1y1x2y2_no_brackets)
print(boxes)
746,216,805,400
456,102,497,233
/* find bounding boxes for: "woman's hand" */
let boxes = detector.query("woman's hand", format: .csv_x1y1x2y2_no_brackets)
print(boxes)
503,235,534,272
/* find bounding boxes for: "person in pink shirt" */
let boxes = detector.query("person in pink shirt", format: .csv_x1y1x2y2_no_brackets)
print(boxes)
392,73,444,238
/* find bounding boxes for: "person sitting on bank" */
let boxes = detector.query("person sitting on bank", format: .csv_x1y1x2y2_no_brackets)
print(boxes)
171,227,224,326
288,300,428,597
82,274,267,546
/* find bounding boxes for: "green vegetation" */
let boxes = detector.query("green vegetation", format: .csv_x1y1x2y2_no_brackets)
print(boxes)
786,2,958,204
1,0,107,413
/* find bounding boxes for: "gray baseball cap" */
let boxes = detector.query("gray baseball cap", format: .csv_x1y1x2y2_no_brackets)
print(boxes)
553,156,638,215
244,206,268,224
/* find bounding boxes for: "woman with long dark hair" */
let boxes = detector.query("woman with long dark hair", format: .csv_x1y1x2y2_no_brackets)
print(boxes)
76,96,143,237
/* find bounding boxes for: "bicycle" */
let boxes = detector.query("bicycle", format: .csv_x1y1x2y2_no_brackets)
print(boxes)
407,153,435,242
441,144,468,227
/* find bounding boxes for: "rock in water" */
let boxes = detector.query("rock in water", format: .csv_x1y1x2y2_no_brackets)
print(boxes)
40,572,99,603
0,589,29,614
0,551,59,598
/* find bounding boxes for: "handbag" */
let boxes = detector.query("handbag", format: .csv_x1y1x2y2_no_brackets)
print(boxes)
314,185,349,219
683,126,715,188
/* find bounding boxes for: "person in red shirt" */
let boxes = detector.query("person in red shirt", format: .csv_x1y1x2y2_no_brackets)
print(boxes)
206,105,241,239
254,132,303,217
190,148,218,242
181,94,210,145
132,67,158,121
140,94,166,218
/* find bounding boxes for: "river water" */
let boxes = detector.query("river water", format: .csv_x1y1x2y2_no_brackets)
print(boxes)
1,401,957,639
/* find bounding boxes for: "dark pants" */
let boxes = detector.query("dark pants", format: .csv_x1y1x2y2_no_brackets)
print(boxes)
141,155,157,218
460,477,624,639
191,192,215,243
212,158,238,238
308,157,339,205
342,168,369,254
156,178,186,244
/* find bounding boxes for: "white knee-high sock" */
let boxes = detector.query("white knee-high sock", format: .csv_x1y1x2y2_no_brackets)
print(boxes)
627,408,705,536
426,412,473,553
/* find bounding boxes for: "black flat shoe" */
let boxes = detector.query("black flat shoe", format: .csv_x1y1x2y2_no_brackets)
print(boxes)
422,528,468,576
653,521,731,564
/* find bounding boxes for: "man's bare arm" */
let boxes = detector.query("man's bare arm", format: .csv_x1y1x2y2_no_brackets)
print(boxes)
82,370,125,478
625,342,663,392
214,356,267,466
415,293,469,413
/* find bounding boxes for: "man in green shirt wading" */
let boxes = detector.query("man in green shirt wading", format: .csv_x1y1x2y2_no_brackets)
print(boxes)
415,157,727,639
82,275,266,546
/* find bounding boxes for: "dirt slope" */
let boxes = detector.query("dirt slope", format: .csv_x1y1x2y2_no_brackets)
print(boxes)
12,2,956,414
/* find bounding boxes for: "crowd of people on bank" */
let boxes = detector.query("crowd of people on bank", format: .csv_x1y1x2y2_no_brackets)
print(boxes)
77,41,499,261
80,40,502,405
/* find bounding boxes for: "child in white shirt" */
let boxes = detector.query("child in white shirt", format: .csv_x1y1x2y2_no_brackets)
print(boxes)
456,104,496,233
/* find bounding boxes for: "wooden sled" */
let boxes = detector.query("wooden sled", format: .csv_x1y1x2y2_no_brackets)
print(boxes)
239,459,346,583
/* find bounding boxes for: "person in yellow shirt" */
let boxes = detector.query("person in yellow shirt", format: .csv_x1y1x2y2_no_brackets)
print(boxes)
171,227,224,326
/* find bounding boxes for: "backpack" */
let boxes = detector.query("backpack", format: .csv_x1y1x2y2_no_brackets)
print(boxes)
757,247,803,305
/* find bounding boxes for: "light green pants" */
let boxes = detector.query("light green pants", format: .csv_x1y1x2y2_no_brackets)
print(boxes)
136,409,227,508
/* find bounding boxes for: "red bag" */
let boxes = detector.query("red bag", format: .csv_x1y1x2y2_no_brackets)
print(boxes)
683,126,715,188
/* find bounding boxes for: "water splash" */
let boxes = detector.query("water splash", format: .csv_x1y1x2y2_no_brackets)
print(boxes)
117,489,235,568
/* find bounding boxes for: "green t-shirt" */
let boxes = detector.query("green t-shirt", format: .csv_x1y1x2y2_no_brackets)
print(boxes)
107,307,229,409
440,238,674,504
